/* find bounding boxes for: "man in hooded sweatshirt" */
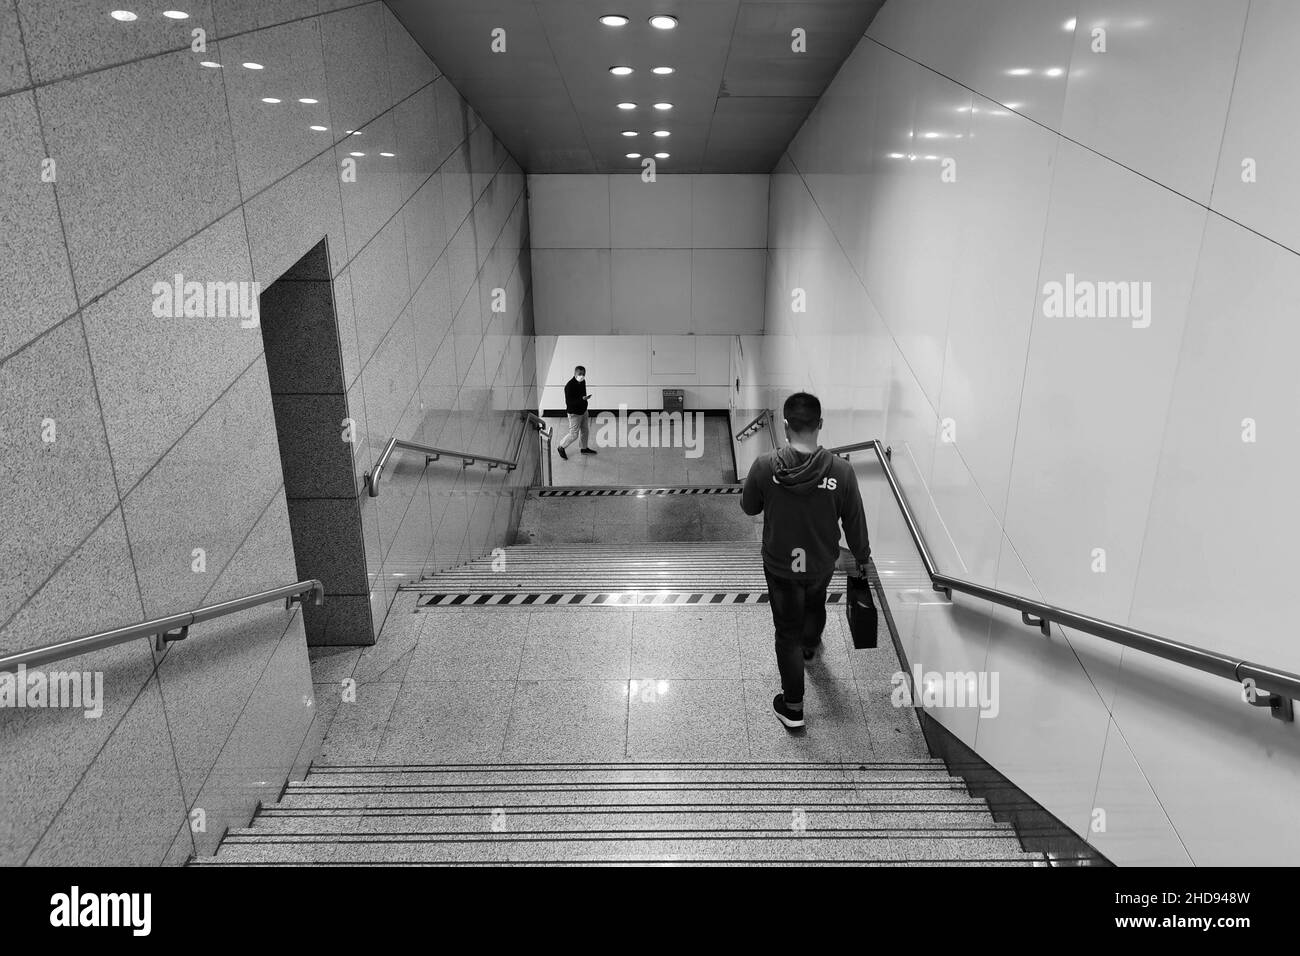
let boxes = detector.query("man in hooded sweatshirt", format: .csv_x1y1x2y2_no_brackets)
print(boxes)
741,392,871,730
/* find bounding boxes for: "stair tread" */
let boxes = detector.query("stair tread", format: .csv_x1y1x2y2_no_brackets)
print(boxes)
192,858,1045,867
202,757,1041,864
235,811,1017,837
203,836,1040,864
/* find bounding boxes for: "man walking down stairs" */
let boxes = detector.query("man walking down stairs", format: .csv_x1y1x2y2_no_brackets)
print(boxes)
740,392,873,732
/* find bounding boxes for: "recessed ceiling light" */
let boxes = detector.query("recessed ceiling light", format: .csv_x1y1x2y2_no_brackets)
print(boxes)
652,130,670,137
1006,68,1031,76
653,102,672,111
298,97,318,104
652,66,675,75
649,15,678,29
1045,67,1064,77
349,151,365,157
609,65,634,76
380,152,395,157
617,102,636,110
110,10,137,21
351,130,362,135
599,14,629,26
261,97,280,104
310,125,328,131
655,152,669,159
162,10,189,18
626,152,642,159
621,130,638,137
199,61,221,68
242,61,263,70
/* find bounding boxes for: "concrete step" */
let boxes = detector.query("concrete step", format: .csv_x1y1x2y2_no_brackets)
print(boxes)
203,760,1044,866
273,788,988,810
293,762,954,787
304,759,948,770
190,856,1043,867
205,832,1040,865
240,807,1017,836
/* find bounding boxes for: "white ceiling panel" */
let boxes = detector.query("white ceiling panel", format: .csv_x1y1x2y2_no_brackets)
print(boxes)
386,0,886,172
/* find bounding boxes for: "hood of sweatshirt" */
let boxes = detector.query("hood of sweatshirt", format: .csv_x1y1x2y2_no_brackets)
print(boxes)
771,445,833,495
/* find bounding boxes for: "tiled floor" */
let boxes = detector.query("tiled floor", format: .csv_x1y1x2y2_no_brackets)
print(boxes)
306,410,931,769
545,412,737,486
307,592,930,764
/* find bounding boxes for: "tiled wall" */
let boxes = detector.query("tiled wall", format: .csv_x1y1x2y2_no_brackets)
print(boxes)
528,174,768,335
537,334,733,411
765,0,1300,864
0,0,535,863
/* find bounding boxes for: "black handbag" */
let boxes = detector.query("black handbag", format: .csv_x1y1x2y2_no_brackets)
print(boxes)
845,572,879,649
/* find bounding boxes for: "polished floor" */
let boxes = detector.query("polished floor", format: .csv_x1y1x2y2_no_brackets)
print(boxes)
308,425,927,776
543,412,736,486
308,596,928,764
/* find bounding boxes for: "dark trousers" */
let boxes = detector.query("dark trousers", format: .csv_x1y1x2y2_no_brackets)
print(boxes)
763,568,834,705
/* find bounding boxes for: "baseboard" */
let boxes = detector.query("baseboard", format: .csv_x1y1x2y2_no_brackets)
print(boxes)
870,567,1113,867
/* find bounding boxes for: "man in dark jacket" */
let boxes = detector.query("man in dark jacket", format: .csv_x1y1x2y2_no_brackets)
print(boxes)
556,365,595,460
741,392,870,730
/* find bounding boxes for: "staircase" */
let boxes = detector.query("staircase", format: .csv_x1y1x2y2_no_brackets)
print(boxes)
199,480,1048,866
197,762,1047,865
409,542,770,599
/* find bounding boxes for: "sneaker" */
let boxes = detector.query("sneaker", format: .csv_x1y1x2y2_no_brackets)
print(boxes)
557,447,567,460
773,694,805,730
580,447,597,455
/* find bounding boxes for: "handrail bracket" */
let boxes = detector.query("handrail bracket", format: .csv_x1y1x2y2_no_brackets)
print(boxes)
286,584,324,610
154,625,189,653
1246,690,1294,723
1021,611,1050,637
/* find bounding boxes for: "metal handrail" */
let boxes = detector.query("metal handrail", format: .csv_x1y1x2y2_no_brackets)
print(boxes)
830,438,1299,718
524,412,554,487
366,412,554,496
524,411,553,440
0,579,324,675
365,437,516,497
735,408,778,450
